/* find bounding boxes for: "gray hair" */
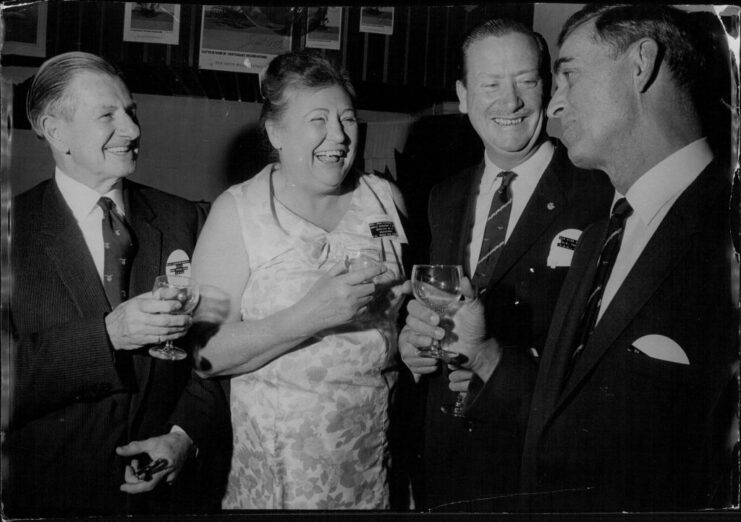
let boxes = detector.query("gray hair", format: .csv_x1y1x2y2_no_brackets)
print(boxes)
26,51,122,137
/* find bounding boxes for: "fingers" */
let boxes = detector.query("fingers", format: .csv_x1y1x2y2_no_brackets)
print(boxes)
326,260,349,277
448,368,473,393
405,305,444,341
342,263,386,285
460,277,476,300
399,327,440,375
116,440,145,457
120,462,170,493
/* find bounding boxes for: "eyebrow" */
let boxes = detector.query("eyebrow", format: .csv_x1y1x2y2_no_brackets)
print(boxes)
553,57,573,74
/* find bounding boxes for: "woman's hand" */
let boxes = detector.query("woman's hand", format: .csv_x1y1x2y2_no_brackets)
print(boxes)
296,261,387,330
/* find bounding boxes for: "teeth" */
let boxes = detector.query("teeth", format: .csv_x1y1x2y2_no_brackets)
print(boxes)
493,117,524,126
315,150,347,158
106,146,133,153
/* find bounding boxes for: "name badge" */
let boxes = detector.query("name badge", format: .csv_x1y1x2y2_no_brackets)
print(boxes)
166,249,191,276
547,228,582,268
366,214,398,239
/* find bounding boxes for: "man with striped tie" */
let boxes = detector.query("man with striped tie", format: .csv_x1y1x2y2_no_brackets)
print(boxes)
399,18,613,511
6,52,230,517
404,4,737,512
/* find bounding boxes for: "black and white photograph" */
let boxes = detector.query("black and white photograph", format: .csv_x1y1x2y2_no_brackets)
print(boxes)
305,7,343,51
0,1,739,519
123,2,181,45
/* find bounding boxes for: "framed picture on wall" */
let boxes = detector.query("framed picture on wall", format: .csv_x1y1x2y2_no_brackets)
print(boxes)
2,2,47,57
305,7,343,50
123,3,181,45
359,6,394,35
198,5,292,74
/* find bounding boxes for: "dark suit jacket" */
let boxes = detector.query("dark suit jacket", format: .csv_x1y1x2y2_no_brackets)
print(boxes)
520,160,737,512
417,141,614,511
5,178,231,517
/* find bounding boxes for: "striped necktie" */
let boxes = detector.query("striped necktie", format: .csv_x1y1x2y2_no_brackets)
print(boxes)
472,170,517,292
98,197,135,308
567,197,633,371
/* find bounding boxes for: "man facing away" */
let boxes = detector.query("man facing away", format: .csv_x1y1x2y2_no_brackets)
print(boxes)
402,4,737,512
399,18,613,511
5,52,230,517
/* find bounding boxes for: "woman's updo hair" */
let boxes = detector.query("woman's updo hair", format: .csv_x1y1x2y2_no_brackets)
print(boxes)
259,49,356,131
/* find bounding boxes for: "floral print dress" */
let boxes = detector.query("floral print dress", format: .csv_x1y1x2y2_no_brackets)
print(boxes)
221,164,406,509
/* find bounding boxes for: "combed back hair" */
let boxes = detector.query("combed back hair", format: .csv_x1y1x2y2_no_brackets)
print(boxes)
459,18,551,95
26,51,122,138
558,4,706,102
259,49,356,132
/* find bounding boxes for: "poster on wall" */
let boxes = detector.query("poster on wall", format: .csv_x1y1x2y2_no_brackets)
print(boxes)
198,5,292,74
123,3,181,45
359,6,394,35
2,2,47,57
305,7,343,50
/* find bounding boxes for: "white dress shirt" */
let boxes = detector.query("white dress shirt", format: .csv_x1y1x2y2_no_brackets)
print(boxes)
467,139,555,277
597,138,713,321
55,167,126,283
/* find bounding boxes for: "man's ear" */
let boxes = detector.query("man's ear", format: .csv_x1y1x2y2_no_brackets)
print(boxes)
456,80,469,115
40,114,70,155
632,37,661,93
264,120,282,151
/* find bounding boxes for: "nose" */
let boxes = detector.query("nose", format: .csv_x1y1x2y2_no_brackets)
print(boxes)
500,82,524,113
547,87,565,119
117,111,140,140
327,116,347,143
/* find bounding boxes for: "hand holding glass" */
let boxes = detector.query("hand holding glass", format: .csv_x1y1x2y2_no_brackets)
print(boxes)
149,275,199,361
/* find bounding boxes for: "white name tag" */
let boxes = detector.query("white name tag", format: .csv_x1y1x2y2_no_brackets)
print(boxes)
547,228,582,268
366,214,398,239
166,249,191,276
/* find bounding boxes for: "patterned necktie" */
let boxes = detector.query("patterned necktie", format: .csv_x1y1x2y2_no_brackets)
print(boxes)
472,170,517,292
98,197,135,308
567,197,633,369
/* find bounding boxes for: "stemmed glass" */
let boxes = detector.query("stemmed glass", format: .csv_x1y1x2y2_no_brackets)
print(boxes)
411,264,468,417
149,275,200,361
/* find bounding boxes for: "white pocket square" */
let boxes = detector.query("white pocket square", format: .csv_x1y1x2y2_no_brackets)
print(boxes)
547,228,582,268
631,334,689,365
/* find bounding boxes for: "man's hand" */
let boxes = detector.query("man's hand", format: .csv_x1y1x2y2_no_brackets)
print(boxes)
105,292,192,351
399,298,444,381
446,279,502,383
116,431,193,493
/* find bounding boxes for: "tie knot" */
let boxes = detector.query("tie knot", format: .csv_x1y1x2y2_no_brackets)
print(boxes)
497,170,517,202
98,197,116,215
611,197,633,221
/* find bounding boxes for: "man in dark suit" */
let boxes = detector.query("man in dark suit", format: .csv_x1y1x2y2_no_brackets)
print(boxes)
4,52,230,517
399,18,613,511
403,4,737,512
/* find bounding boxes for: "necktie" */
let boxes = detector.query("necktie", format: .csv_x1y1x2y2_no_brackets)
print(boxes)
567,197,633,369
472,170,517,292
98,197,135,308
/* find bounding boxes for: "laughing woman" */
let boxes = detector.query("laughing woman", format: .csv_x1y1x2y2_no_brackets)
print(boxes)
190,50,408,509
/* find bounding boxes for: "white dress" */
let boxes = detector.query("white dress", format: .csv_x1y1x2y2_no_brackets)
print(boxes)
221,164,407,509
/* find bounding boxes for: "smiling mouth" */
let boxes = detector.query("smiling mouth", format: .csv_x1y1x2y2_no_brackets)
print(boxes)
492,117,525,126
105,144,138,155
314,150,348,163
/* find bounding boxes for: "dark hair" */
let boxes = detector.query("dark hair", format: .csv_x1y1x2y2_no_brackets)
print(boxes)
26,51,123,138
259,49,356,132
459,18,551,96
558,4,706,102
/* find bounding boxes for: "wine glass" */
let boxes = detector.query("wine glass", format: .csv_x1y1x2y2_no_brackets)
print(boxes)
411,264,468,417
149,275,199,361
411,264,463,361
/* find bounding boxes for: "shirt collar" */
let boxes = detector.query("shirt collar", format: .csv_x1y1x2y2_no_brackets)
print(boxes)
624,138,713,227
55,167,126,221
481,139,555,193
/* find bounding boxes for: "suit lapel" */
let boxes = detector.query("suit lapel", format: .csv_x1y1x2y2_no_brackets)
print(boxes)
533,221,605,420
488,150,568,286
41,182,111,315
124,183,162,420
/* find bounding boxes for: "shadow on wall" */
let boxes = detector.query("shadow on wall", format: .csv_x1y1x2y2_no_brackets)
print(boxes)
222,123,273,186
395,113,482,268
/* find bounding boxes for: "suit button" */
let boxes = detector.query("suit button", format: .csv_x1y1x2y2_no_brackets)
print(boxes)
466,420,476,433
